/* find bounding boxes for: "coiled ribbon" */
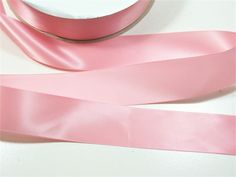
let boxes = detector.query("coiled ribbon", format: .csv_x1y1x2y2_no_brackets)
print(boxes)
0,0,236,155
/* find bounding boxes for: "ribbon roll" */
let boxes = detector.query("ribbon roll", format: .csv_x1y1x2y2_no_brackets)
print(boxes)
0,0,236,155
8,0,152,40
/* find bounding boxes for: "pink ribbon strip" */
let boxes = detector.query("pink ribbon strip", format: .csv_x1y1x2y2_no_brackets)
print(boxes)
0,0,236,154
1,86,236,155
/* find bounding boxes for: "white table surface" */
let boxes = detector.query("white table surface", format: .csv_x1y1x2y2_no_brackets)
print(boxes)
0,0,235,176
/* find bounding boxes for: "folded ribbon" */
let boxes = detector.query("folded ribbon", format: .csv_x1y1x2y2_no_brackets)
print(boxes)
0,0,235,154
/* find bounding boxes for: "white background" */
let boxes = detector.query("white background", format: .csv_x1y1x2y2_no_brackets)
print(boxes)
0,0,236,176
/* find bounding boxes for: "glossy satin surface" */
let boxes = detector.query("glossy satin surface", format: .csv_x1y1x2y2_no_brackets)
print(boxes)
8,0,151,40
1,86,236,155
0,0,236,154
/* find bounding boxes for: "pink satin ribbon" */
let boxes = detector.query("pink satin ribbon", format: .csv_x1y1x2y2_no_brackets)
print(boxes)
0,0,236,154
7,0,151,40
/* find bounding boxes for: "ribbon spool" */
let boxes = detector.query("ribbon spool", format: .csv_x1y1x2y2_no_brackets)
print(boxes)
8,0,153,41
